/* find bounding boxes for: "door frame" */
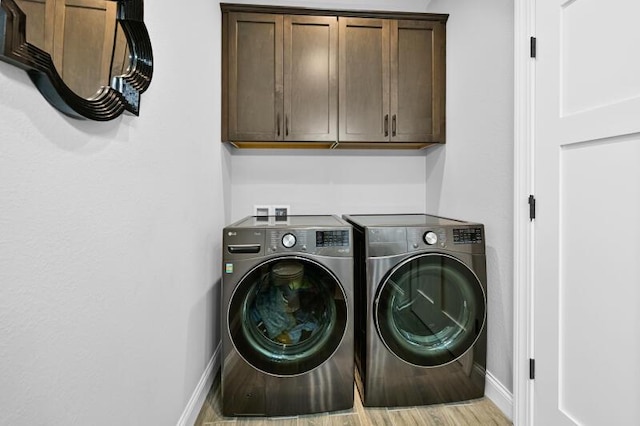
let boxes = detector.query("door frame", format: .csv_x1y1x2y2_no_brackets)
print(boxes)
513,0,534,425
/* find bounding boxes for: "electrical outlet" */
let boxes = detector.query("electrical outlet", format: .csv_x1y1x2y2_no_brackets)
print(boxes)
273,205,290,221
254,205,270,221
253,205,291,222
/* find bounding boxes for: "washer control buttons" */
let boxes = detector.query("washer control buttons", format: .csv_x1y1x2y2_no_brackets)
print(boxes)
282,233,297,248
423,231,438,245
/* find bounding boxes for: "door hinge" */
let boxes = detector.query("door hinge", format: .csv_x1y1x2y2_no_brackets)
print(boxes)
529,358,535,380
528,195,536,221
530,36,537,58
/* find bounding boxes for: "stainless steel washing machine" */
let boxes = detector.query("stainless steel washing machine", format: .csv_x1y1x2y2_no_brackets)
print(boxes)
343,214,487,407
221,215,354,416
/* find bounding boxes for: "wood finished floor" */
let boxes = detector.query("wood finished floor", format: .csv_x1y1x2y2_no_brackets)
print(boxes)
194,371,512,426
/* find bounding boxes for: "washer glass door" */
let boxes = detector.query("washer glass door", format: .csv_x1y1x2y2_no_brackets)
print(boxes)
375,253,486,367
228,257,347,376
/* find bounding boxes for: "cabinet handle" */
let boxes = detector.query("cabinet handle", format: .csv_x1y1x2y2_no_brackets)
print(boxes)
392,114,397,137
384,114,389,137
285,115,289,137
277,113,281,137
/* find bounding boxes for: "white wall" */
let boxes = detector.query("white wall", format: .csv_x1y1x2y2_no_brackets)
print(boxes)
0,1,226,424
427,0,514,397
229,148,427,221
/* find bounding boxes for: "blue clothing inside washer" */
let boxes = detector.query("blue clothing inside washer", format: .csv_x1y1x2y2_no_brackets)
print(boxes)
252,286,318,343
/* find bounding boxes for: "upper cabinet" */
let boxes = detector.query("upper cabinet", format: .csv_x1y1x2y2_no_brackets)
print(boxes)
285,15,338,143
226,12,283,142
338,18,445,147
225,11,338,148
338,18,389,144
221,4,447,149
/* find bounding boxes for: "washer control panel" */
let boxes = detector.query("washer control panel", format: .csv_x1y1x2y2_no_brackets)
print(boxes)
266,229,351,256
315,230,350,247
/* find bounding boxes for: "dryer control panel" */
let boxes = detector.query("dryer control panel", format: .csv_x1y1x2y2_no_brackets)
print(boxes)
408,227,447,250
407,226,485,254
453,227,484,244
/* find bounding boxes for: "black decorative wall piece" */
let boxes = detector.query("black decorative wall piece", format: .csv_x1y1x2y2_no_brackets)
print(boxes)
0,0,153,121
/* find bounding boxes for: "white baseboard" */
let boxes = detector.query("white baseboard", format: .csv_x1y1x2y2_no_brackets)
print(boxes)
485,370,513,421
176,343,221,426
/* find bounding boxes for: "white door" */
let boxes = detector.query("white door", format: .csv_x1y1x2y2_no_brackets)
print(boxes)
534,0,640,424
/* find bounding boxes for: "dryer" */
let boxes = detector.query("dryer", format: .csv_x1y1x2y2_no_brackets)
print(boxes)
343,214,487,407
221,215,354,416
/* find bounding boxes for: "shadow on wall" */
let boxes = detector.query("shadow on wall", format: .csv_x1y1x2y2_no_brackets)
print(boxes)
424,144,446,212
485,243,513,388
222,145,233,224
184,279,219,399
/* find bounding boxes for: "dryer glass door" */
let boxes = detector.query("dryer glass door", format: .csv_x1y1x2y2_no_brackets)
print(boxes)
375,253,486,367
228,257,348,376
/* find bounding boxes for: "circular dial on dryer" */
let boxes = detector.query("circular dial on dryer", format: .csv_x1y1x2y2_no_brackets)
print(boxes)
282,233,297,248
423,231,438,245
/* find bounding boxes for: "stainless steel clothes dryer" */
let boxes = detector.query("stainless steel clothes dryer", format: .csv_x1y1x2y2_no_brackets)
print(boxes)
343,214,487,407
221,215,354,416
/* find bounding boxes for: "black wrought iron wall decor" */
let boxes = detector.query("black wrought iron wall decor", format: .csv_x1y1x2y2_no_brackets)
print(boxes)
0,0,153,121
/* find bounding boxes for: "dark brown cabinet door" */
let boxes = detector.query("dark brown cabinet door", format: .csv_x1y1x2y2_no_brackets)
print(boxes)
53,0,119,99
284,15,338,142
339,18,446,145
228,12,284,141
339,18,390,142
390,20,446,143
227,13,337,144
15,0,120,99
13,0,50,52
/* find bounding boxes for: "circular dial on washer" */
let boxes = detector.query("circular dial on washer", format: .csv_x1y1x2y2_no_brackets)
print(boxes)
282,233,297,248
423,231,438,245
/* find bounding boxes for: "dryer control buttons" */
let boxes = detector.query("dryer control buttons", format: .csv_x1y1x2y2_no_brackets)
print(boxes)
282,233,297,248
424,231,438,245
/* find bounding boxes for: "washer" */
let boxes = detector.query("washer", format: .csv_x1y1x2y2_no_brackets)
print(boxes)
343,214,487,407
221,215,354,416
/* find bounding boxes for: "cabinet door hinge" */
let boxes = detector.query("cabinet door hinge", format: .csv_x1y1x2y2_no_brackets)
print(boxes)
530,36,537,58
529,358,535,380
528,195,536,221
